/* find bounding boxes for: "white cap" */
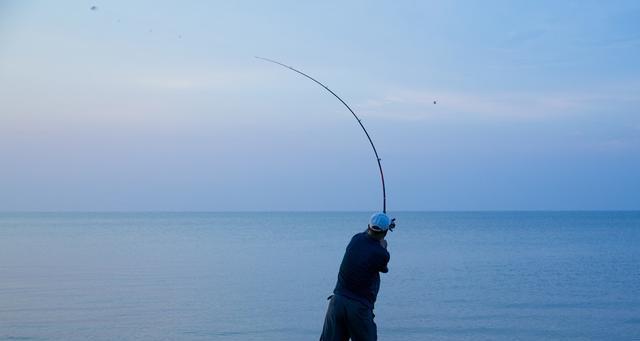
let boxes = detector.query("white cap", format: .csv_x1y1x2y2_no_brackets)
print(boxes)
369,212,391,231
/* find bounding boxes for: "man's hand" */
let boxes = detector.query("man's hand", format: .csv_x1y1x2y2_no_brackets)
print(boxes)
380,239,388,249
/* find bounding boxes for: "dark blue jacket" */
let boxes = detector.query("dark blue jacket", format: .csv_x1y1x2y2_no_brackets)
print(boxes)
333,231,390,308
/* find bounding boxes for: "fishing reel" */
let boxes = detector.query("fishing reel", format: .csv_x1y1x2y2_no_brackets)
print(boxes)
389,218,396,232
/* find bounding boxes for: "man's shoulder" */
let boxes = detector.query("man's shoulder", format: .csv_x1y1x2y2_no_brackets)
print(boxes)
352,231,367,238
350,232,388,254
349,231,367,243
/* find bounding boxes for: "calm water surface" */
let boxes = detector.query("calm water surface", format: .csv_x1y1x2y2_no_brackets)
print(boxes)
1,212,639,340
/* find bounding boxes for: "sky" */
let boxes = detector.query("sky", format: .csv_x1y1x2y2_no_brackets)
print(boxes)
1,0,639,211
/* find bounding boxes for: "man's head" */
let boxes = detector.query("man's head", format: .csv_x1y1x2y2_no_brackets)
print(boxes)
367,212,392,240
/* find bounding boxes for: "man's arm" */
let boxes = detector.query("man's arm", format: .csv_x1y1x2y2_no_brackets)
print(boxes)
379,249,390,273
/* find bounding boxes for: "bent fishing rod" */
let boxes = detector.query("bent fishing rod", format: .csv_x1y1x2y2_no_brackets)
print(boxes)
256,57,388,214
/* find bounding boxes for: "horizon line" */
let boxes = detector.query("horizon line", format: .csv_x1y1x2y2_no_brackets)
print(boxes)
1,209,639,214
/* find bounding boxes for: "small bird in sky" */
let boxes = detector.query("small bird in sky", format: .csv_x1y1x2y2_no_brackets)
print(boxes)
90,5,98,11
433,100,437,104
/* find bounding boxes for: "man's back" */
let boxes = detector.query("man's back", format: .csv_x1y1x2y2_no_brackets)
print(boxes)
334,232,390,308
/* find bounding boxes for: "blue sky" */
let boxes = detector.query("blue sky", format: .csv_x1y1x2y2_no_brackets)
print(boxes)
1,1,639,211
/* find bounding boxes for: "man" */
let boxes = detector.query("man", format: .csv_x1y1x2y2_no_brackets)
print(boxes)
320,212,395,341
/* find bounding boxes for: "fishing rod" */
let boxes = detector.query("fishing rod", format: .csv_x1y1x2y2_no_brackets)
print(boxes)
256,57,387,214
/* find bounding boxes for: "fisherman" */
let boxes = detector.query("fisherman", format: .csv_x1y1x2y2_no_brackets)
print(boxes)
320,212,395,341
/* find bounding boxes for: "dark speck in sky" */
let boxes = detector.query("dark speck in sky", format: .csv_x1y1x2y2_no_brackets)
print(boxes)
90,5,98,11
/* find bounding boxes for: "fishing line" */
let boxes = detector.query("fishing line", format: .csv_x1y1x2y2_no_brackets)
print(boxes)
256,57,387,213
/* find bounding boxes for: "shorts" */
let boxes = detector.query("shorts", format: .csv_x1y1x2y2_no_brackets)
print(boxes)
319,294,377,341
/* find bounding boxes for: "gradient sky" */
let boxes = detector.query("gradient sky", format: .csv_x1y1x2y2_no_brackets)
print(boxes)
1,0,639,211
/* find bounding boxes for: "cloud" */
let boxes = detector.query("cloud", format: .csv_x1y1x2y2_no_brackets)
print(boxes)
355,86,640,121
502,29,547,48
129,67,277,91
134,77,198,90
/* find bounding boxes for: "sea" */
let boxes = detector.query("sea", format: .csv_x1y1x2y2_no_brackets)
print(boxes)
1,212,639,340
